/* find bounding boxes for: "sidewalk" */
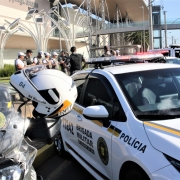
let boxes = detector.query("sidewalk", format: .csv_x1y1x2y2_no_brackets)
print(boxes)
32,142,55,168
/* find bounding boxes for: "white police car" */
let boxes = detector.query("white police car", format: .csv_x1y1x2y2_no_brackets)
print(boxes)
56,55,180,180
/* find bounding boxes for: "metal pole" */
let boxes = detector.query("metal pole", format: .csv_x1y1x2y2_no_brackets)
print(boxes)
164,11,167,48
116,5,120,47
142,6,145,52
172,36,174,44
73,11,75,46
58,6,62,51
141,31,143,52
0,31,3,69
86,0,93,57
148,0,153,49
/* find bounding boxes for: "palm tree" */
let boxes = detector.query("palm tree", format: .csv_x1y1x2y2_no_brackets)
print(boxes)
124,31,149,51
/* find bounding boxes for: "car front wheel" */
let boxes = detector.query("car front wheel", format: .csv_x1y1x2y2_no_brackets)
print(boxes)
54,132,65,156
123,168,150,180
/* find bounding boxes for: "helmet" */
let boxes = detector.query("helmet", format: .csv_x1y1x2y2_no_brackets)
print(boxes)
10,65,77,119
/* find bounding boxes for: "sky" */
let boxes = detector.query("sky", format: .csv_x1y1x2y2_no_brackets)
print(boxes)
153,0,180,47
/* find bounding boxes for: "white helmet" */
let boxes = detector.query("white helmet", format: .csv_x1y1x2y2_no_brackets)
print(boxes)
10,65,77,119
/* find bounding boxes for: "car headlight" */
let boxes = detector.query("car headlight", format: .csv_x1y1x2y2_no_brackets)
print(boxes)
0,160,24,180
164,154,180,172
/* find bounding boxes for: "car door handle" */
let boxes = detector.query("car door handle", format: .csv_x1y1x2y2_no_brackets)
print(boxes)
76,114,82,121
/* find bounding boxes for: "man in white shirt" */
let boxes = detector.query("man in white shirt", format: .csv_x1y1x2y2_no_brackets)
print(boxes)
116,50,120,56
51,52,59,70
15,52,26,71
42,52,52,69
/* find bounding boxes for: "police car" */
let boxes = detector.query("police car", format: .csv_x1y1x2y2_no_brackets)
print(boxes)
55,54,180,180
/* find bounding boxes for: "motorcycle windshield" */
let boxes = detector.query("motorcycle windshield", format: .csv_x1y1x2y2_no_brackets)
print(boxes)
0,86,24,154
0,85,37,173
24,65,46,80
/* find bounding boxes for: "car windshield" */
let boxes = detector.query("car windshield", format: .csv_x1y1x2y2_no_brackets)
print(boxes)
115,68,180,121
166,58,180,64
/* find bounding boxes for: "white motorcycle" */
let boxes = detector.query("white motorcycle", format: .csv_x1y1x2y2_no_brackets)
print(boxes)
0,85,38,180
0,65,77,180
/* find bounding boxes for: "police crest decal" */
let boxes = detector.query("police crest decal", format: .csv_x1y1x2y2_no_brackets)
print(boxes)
97,137,109,165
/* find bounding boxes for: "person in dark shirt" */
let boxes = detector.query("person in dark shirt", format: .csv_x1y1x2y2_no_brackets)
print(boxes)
102,45,111,57
69,46,86,75
24,49,35,65
59,51,70,74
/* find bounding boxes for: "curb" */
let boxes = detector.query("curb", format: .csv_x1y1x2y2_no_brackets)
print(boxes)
33,143,56,169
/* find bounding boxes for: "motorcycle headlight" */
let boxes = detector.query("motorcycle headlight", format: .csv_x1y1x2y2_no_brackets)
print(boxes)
164,154,180,172
0,160,24,180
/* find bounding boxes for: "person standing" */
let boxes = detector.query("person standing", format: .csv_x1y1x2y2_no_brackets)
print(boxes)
102,45,111,57
33,51,44,65
24,49,34,65
51,52,59,70
69,46,86,75
59,50,70,75
116,50,120,56
42,52,52,69
15,52,26,71
110,49,116,57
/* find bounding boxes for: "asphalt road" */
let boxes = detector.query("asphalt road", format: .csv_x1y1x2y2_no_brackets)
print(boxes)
36,153,96,180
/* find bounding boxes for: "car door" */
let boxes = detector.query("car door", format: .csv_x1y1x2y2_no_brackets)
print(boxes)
74,73,125,179
61,73,87,154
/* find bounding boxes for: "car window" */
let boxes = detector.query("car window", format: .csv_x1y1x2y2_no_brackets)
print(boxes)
175,50,180,58
166,58,180,64
115,68,180,121
83,77,126,121
74,79,86,104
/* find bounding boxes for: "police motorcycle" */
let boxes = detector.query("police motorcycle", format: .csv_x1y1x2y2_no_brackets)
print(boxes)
0,65,77,180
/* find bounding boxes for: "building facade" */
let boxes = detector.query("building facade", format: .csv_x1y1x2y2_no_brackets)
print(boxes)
0,0,87,64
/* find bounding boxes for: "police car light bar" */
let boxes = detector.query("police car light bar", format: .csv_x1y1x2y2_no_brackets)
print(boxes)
86,53,164,64
86,53,164,69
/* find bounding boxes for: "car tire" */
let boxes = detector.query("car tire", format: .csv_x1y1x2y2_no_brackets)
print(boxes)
54,132,65,156
122,168,150,180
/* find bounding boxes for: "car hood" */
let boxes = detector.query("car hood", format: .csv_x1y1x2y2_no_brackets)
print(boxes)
144,119,180,161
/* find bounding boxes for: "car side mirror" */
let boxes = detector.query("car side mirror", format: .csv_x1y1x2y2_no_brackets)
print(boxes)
82,105,109,120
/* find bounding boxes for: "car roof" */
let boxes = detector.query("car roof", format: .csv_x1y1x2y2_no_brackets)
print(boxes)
165,57,180,60
77,63,180,76
104,63,180,74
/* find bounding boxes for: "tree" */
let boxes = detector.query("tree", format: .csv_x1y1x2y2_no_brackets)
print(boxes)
124,31,149,51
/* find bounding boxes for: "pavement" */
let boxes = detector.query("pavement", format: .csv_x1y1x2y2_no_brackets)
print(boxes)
33,142,56,169
36,154,95,180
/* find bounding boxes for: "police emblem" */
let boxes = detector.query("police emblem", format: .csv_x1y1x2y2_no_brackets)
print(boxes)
97,137,109,165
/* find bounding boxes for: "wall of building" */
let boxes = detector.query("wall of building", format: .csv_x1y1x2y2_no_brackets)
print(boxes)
0,0,89,65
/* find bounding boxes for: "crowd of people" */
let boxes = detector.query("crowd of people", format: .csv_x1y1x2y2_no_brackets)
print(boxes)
15,45,120,75
15,46,86,76
102,45,120,57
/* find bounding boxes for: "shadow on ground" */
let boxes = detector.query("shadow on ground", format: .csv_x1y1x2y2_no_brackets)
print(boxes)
36,154,96,180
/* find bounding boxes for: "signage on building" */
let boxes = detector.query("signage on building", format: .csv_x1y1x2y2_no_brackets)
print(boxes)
9,0,38,8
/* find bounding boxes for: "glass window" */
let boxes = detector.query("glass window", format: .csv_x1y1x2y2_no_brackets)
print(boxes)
166,58,180,64
83,77,126,121
153,38,161,49
153,30,160,37
115,68,180,121
152,13,160,25
175,50,180,58
74,79,86,104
